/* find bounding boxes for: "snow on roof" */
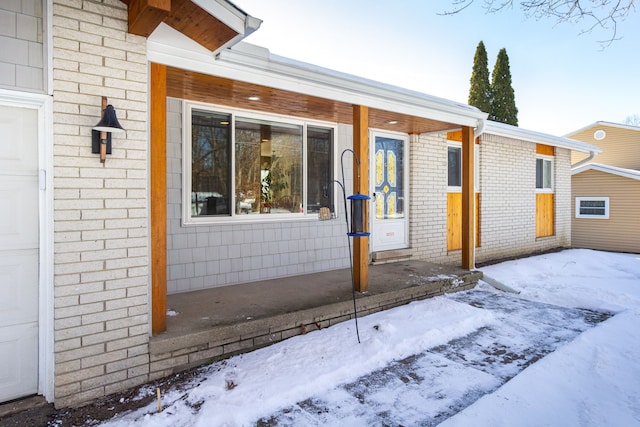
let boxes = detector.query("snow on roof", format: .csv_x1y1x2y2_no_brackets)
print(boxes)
483,120,601,154
571,163,640,180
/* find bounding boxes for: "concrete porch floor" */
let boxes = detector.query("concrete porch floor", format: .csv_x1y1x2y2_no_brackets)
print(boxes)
148,261,482,381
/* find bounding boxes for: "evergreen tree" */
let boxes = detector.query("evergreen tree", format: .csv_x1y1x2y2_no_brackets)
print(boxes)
468,41,491,114
489,48,518,126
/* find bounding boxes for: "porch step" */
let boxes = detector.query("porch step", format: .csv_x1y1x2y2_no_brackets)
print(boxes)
371,249,413,264
148,263,481,382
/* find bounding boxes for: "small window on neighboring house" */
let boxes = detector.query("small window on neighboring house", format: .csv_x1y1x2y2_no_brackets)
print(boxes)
535,157,553,191
576,197,609,219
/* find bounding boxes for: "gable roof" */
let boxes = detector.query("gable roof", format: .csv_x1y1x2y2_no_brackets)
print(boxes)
572,163,640,181
483,120,601,154
565,121,640,137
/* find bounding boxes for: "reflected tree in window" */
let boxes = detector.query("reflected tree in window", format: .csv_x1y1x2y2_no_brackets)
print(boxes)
191,111,231,216
307,127,333,213
236,118,302,213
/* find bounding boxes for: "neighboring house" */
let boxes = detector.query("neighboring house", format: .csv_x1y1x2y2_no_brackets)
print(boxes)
0,0,599,408
567,122,640,254
569,121,640,170
571,164,640,253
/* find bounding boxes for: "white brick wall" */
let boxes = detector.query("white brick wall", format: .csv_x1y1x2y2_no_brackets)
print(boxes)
52,0,149,407
165,98,351,294
409,132,449,263
409,132,572,266
475,134,571,262
0,0,45,92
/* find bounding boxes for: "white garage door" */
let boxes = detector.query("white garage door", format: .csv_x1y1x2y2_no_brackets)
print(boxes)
0,105,39,402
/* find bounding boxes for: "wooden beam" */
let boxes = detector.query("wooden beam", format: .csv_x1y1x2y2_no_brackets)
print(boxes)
461,126,475,270
150,62,167,334
127,0,171,37
352,105,369,292
165,0,239,52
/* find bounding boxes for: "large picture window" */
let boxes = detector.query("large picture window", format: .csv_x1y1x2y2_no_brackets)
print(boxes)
185,103,334,222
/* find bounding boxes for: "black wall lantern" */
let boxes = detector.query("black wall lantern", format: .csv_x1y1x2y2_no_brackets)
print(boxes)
92,96,125,163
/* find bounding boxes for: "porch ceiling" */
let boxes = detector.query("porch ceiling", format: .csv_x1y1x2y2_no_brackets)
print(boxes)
166,66,460,134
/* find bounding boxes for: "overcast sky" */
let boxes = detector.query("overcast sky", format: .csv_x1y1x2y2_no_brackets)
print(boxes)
231,0,640,136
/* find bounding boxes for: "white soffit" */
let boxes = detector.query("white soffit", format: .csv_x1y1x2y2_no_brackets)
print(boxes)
148,23,213,56
484,120,601,154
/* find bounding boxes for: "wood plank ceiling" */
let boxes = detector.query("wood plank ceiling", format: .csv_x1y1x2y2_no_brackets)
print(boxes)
166,66,459,134
122,0,238,51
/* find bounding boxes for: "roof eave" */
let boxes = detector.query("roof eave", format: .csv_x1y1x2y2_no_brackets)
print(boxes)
192,0,262,36
484,121,602,154
211,43,486,128
572,163,640,180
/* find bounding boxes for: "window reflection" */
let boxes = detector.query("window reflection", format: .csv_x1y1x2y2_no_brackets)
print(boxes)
189,106,334,220
235,118,303,214
191,111,231,216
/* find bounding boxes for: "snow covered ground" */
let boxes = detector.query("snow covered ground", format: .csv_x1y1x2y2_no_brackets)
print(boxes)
97,249,640,427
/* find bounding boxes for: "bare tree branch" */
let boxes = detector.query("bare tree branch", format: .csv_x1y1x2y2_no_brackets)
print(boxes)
441,0,636,46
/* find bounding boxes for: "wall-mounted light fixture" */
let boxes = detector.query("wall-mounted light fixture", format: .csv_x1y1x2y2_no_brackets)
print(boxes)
92,96,125,163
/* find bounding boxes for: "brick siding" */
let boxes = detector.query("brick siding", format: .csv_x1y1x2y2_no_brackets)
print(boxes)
475,133,571,262
52,0,149,407
408,132,571,266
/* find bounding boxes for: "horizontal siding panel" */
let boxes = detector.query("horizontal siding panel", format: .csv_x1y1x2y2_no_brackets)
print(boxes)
570,126,640,170
572,171,640,253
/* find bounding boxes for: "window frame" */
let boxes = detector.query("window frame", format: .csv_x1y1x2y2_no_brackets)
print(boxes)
535,155,554,193
447,142,480,193
182,101,337,225
575,197,610,219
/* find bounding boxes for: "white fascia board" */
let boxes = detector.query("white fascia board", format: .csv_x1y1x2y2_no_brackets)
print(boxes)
484,120,602,154
572,163,640,181
191,0,262,35
148,41,486,128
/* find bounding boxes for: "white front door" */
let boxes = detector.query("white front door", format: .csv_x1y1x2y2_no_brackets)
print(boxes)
0,105,40,402
370,132,409,252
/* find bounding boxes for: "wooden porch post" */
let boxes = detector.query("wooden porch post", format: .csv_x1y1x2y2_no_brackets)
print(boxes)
150,62,167,334
352,105,369,292
461,125,476,270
